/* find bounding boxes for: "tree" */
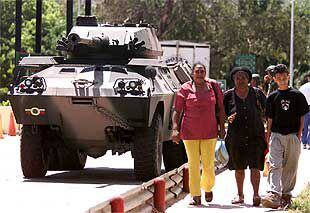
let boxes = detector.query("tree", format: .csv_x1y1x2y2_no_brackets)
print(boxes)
0,1,16,98
0,0,65,100
1,0,309,96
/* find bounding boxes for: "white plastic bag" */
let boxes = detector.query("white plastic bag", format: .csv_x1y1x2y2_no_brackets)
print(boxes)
215,139,229,167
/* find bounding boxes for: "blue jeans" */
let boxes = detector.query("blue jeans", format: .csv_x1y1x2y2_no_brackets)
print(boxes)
302,111,310,145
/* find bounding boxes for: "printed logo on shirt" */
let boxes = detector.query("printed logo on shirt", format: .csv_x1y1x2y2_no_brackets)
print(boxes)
281,99,290,111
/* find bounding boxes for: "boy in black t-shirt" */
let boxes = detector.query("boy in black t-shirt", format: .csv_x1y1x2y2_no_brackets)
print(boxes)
261,64,309,209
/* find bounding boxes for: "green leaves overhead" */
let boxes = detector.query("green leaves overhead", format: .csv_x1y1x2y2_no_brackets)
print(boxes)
95,0,309,82
0,0,65,100
0,0,309,97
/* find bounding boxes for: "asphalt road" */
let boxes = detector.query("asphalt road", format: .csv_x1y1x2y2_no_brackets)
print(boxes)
0,135,143,213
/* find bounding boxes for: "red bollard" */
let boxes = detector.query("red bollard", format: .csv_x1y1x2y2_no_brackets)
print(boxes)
154,177,165,212
183,166,189,193
110,196,124,213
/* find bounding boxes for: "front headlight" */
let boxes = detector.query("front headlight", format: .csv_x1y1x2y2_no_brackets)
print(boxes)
128,81,137,89
18,76,47,94
118,81,126,89
24,78,32,87
114,78,146,96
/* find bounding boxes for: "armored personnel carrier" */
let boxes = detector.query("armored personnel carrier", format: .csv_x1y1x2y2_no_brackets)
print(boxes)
9,16,190,181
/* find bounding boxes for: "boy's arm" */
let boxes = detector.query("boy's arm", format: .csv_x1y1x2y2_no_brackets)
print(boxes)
298,115,305,140
266,118,272,145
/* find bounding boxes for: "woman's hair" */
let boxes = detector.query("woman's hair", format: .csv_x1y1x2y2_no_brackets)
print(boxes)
192,62,206,71
191,62,206,75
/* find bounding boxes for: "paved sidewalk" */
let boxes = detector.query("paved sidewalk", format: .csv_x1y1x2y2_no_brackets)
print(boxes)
167,149,310,212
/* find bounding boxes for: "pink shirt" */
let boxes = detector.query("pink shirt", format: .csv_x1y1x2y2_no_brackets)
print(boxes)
174,80,224,140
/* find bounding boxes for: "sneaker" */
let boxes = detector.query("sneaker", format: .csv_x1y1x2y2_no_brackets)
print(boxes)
261,192,281,209
281,194,292,209
303,144,307,149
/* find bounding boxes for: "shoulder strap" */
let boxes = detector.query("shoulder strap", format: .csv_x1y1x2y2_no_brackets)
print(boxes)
210,81,220,122
210,80,218,106
252,87,266,121
253,87,263,110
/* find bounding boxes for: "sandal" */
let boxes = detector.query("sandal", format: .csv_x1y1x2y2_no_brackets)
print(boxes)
253,195,261,206
231,194,244,204
205,191,213,202
189,196,201,206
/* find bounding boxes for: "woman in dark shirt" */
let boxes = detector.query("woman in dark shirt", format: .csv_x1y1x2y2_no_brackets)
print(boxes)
224,67,267,206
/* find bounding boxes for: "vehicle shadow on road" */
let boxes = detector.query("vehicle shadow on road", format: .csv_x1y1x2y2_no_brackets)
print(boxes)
23,167,142,185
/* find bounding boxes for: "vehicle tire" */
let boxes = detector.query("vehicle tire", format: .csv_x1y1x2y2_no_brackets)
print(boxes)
134,113,163,181
20,125,47,178
163,140,187,172
58,147,87,170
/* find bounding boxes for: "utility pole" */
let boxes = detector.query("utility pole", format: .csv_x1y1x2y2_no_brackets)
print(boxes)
289,0,294,87
15,0,22,65
66,0,73,35
35,0,42,54
85,0,91,16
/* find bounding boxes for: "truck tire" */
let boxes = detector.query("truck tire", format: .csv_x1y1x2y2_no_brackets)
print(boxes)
163,140,187,171
20,125,47,178
134,113,163,181
57,147,87,170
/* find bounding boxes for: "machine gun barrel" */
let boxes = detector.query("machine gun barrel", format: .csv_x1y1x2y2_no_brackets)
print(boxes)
67,33,110,48
68,33,91,45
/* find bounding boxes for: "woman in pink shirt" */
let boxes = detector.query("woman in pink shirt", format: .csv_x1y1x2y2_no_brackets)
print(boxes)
172,62,225,205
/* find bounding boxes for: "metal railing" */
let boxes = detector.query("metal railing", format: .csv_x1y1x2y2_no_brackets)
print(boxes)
87,163,227,213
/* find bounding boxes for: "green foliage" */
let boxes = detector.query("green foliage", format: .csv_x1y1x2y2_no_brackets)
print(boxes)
0,1,16,88
295,67,310,89
0,100,10,107
20,0,66,55
94,0,310,86
289,184,310,213
0,0,309,92
0,0,65,99
0,87,8,103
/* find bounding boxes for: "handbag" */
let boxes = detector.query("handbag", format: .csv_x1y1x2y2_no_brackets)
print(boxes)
215,139,229,167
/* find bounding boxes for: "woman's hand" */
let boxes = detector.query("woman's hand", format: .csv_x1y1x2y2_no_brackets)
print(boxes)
227,112,237,123
172,129,180,144
218,128,226,139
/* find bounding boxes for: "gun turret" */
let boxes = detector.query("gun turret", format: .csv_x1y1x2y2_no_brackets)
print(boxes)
56,16,162,60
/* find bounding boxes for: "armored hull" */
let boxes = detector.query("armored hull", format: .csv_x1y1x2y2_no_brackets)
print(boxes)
9,17,191,180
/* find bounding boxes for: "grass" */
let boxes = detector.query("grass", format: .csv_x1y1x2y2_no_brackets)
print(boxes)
289,183,310,213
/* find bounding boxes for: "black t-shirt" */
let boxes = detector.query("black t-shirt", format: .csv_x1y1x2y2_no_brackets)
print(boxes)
266,87,309,135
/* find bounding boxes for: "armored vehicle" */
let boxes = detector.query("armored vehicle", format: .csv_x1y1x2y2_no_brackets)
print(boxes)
9,16,190,181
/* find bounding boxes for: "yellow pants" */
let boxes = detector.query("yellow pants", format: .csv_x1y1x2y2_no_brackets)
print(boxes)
184,138,217,196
